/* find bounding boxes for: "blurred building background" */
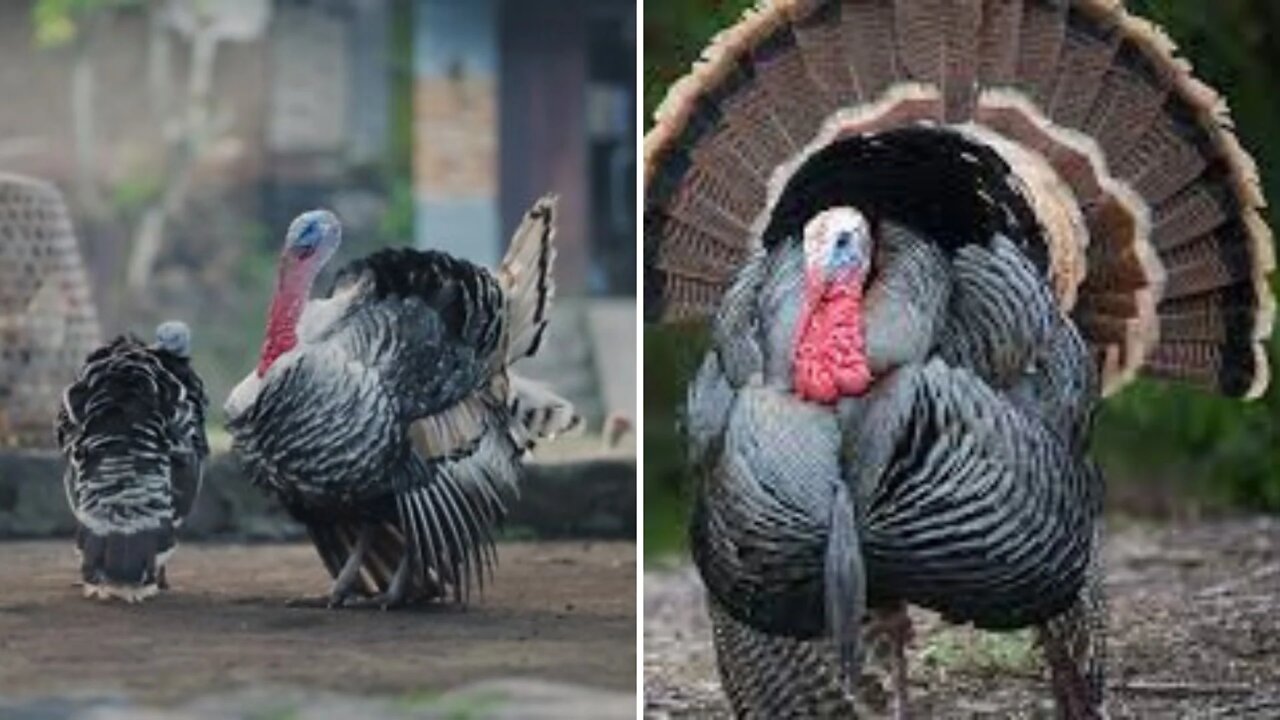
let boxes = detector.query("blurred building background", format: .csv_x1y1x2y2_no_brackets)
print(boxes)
0,0,636,446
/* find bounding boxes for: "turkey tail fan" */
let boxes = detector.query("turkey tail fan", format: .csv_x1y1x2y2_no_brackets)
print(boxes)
75,523,173,603
499,195,558,365
644,0,1274,399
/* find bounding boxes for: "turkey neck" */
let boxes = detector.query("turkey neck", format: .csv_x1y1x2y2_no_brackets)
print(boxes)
793,272,871,404
257,257,319,376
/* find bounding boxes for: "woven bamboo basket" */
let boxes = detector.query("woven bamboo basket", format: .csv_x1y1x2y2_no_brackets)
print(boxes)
0,174,100,449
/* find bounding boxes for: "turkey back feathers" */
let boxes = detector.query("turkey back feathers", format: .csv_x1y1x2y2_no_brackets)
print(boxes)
56,335,207,599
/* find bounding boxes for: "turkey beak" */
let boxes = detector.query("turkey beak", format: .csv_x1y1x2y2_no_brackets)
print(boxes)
826,228,868,284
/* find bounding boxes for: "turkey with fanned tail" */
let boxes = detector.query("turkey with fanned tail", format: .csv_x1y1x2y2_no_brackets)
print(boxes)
646,0,1274,717
225,196,579,608
56,321,209,602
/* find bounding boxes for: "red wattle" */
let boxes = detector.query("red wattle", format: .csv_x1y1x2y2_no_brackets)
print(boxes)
793,273,871,404
256,260,313,376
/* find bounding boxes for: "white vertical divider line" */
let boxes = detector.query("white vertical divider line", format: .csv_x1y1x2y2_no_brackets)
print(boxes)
633,0,646,715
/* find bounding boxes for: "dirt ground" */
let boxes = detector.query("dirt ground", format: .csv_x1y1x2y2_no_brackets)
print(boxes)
645,517,1280,719
0,541,635,705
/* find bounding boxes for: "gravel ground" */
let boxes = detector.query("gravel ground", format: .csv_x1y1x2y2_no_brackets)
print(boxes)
0,540,636,717
645,518,1280,719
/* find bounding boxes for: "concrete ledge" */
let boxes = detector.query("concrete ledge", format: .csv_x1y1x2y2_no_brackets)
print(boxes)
0,451,634,541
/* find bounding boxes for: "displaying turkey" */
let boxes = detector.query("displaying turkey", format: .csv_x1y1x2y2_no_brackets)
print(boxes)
225,197,578,609
645,0,1274,716
56,321,209,602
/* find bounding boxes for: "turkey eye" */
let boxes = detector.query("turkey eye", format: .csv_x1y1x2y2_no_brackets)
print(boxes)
835,231,852,250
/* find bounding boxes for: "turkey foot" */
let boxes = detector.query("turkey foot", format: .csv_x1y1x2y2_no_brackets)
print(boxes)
1041,620,1107,720
346,546,417,610
1043,636,1106,720
1040,540,1107,720
286,526,372,609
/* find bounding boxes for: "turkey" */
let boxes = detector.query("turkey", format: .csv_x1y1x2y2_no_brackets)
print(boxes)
645,0,1274,717
225,196,579,609
56,321,209,602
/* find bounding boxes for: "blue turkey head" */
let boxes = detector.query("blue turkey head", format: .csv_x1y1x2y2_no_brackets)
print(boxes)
803,207,871,285
284,209,342,266
154,320,192,357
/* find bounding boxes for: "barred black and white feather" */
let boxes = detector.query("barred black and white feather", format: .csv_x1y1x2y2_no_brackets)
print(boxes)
683,223,1105,715
56,328,208,602
226,197,576,608
652,2,1273,715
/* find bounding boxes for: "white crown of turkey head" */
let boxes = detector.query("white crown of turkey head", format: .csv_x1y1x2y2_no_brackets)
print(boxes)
802,207,871,285
154,320,192,357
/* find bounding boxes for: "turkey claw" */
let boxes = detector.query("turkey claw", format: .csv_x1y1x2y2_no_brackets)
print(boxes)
284,593,357,609
341,590,409,611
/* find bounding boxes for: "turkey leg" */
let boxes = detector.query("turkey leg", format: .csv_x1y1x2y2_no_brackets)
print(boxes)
1039,539,1107,720
868,604,914,720
347,536,421,609
328,525,372,606
370,547,415,609
286,525,371,608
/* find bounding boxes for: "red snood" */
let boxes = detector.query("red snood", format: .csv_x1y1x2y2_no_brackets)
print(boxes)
256,262,313,376
793,272,871,404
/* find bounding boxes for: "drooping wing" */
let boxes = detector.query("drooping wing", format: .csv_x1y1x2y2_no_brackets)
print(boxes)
154,350,209,525
937,235,1059,386
690,382,847,641
932,234,1100,445
862,221,952,372
324,248,506,423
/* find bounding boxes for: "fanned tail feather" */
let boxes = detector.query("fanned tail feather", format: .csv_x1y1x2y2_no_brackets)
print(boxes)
500,195,558,365
644,0,1273,398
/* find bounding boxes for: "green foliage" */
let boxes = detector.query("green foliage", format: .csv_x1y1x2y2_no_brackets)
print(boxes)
373,0,416,250
919,628,1038,677
1093,0,1280,513
31,0,142,48
644,0,754,125
375,175,416,248
395,689,506,718
644,324,709,559
109,170,163,219
643,1,1280,559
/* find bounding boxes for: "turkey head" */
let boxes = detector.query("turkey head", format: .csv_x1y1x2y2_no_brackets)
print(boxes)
257,209,342,376
793,207,873,404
